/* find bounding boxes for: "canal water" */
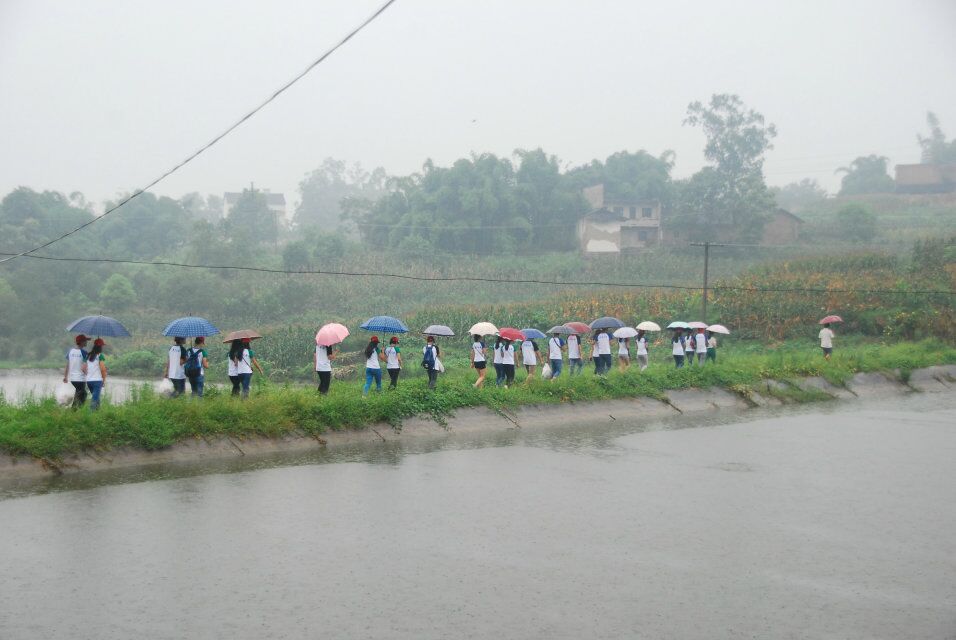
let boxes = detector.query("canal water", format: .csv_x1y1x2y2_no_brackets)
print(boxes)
0,368,164,404
1,395,954,639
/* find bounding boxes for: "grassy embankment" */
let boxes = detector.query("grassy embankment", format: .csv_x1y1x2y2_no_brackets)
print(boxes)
1,339,954,462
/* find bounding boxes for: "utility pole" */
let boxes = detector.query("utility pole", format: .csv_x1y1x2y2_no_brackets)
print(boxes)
702,241,709,323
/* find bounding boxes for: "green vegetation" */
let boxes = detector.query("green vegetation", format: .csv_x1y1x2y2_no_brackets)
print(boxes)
1,339,953,462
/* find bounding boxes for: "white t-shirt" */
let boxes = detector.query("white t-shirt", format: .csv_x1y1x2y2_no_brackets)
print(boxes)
422,344,440,364
315,345,332,372
819,328,834,349
596,333,611,355
493,344,503,364
521,341,537,365
66,347,87,382
636,336,648,356
186,347,207,376
708,336,717,349
85,354,104,382
365,346,381,370
618,339,629,356
501,344,515,365
168,345,186,379
685,335,695,352
695,333,707,354
237,349,254,375
567,335,581,359
548,337,563,360
472,341,486,363
672,337,686,356
385,346,401,369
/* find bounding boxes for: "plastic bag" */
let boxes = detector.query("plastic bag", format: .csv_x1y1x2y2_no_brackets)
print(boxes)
157,378,174,395
55,382,75,405
541,363,552,379
435,358,445,373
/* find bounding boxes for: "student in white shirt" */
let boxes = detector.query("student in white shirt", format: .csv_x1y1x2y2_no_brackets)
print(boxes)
163,337,187,397
617,337,630,371
85,338,108,411
635,330,649,371
819,323,835,360
228,339,243,396
567,333,583,376
315,342,335,394
385,337,403,389
521,339,539,380
184,336,210,397
694,328,708,365
63,334,89,408
471,334,487,388
422,336,441,389
685,327,696,366
500,339,516,387
362,336,385,395
547,333,565,379
235,338,264,399
595,329,612,375
493,337,505,387
706,331,718,364
672,329,686,368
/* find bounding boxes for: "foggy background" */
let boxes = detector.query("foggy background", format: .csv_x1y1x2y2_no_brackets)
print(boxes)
2,0,955,213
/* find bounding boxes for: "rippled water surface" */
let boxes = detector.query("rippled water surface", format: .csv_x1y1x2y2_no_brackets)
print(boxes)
1,395,954,639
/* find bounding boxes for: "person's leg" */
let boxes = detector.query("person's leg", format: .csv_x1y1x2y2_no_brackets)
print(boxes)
551,358,562,379
188,376,198,396
707,348,716,363
506,364,515,386
428,369,438,389
70,381,86,408
698,353,706,365
374,368,382,391
196,375,204,397
388,368,399,388
172,378,186,397
87,381,101,411
638,354,648,371
495,364,504,387
676,355,684,368
363,368,373,395
230,375,241,396
240,374,251,399
603,354,613,374
318,371,331,394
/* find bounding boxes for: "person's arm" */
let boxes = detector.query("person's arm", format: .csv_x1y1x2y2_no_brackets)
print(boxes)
470,345,476,366
63,357,70,383
328,347,335,362
315,349,319,370
201,351,209,370
179,347,186,365
163,351,170,379
100,359,108,382
252,357,265,375
397,351,403,368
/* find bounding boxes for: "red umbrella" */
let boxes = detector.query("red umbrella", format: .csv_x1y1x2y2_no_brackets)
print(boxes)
819,315,843,325
498,327,525,341
563,321,591,334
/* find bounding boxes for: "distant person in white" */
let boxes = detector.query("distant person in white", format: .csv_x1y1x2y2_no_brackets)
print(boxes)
635,330,649,371
567,333,583,376
819,323,835,360
85,338,108,410
521,339,539,380
63,334,89,408
163,336,187,397
315,343,334,395
617,337,630,371
694,328,708,365
547,333,565,379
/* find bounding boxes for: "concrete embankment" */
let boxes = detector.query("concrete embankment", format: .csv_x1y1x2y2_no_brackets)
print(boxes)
2,365,954,481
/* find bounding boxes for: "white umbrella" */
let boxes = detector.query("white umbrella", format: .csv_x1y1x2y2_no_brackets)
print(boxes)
667,321,690,330
636,321,661,332
687,321,708,329
707,324,730,335
468,322,498,335
613,327,639,338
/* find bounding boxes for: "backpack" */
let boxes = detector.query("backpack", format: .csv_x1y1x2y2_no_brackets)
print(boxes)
183,347,203,379
421,345,435,370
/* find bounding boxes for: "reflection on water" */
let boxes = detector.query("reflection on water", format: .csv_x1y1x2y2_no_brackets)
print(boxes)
0,368,162,404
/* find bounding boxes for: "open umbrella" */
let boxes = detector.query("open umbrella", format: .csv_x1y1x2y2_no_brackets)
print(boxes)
315,323,349,346
590,316,625,330
498,327,525,341
547,325,574,335
360,315,408,333
819,315,843,324
613,327,639,339
66,315,131,337
422,324,455,337
222,329,262,343
667,321,690,330
468,322,498,336
563,321,591,334
521,328,547,340
636,321,662,332
707,324,730,335
162,316,220,338
688,321,708,329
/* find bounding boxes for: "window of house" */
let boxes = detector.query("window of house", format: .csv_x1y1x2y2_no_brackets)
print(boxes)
642,207,653,218
629,206,637,219
637,229,649,241
613,206,623,216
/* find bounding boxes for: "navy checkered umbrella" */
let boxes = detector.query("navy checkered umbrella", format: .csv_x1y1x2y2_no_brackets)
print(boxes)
66,315,131,337
360,316,409,333
162,316,220,338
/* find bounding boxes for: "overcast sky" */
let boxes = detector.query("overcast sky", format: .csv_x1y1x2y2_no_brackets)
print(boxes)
2,0,955,212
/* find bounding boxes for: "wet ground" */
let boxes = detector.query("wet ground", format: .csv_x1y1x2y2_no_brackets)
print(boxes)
1,395,954,639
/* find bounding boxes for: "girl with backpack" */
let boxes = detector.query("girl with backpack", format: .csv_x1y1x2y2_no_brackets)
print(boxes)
422,336,441,390
385,337,402,389
184,336,210,398
362,336,385,395
85,338,108,411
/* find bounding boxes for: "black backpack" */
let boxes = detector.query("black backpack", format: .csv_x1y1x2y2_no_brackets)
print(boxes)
183,348,203,378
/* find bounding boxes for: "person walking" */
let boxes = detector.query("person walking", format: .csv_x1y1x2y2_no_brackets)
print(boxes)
385,337,402,389
500,338,516,388
672,329,686,368
228,339,243,396
85,338,108,411
685,328,696,366
315,342,335,394
567,332,583,376
362,336,384,396
422,336,441,390
617,336,630,371
63,334,89,409
471,334,487,388
595,329,612,375
635,330,649,371
547,332,565,380
493,336,505,387
164,336,187,397
706,331,718,364
235,337,264,399
184,336,209,397
694,328,708,365
521,338,539,380
819,323,835,361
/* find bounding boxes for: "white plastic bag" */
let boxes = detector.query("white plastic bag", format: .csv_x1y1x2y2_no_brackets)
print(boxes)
157,378,174,395
541,363,552,379
435,358,445,373
55,382,75,405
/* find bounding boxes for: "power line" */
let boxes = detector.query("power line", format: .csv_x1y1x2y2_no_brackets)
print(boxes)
0,0,398,266
2,252,953,297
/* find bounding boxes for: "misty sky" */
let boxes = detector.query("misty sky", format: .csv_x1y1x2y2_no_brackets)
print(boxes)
2,0,955,214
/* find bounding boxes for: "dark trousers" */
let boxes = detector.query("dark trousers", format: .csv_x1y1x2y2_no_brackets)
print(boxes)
569,358,583,375
600,354,613,373
70,381,87,408
317,371,331,394
170,378,186,397
230,375,241,396
426,369,439,389
502,364,515,386
387,368,400,388
494,363,505,386
674,355,685,368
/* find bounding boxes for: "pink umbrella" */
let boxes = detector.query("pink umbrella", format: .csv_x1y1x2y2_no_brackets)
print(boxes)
688,321,708,329
707,324,730,335
315,322,349,346
818,315,843,325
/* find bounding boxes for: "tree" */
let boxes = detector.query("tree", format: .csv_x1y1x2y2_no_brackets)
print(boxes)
837,155,894,196
226,188,280,246
917,112,956,164
834,203,877,242
680,94,778,239
566,150,675,204
99,273,137,311
295,158,387,231
771,178,827,211
97,192,194,258
0,276,18,336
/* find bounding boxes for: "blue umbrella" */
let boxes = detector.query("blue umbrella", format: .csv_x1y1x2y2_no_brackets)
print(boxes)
590,316,625,330
162,316,220,338
521,328,547,340
360,315,409,334
66,315,131,337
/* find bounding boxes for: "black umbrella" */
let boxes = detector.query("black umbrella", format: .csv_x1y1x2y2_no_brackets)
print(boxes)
589,316,625,330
